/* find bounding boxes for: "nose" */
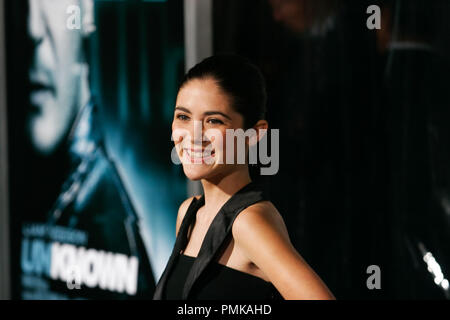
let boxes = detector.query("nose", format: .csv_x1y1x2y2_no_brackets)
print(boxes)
28,0,46,44
188,120,206,146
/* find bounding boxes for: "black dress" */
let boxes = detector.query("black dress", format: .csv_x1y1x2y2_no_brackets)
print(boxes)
153,181,283,300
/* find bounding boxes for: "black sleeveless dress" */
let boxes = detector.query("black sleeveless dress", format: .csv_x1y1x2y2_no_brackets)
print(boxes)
153,181,283,300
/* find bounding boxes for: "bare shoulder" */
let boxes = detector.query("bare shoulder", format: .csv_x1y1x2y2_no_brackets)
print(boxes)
232,201,336,299
175,195,202,236
232,200,291,245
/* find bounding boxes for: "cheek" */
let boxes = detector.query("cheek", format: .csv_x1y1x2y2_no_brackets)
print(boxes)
171,122,188,145
204,129,226,152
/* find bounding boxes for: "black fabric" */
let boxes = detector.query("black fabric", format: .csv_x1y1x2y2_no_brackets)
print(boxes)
153,181,283,300
164,254,282,300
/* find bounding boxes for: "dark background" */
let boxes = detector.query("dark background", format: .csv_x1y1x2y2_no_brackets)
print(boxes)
213,0,450,299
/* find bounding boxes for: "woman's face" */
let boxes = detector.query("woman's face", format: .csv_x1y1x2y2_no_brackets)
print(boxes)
172,78,247,181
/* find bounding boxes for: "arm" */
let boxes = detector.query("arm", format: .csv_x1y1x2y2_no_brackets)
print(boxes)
232,202,336,300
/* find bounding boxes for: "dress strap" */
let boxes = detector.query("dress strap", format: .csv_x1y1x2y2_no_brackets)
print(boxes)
153,194,205,299
182,181,267,299
153,181,268,300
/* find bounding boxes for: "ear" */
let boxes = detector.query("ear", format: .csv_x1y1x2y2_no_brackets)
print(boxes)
248,120,268,147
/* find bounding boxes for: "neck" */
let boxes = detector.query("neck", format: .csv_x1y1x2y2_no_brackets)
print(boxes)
200,165,252,216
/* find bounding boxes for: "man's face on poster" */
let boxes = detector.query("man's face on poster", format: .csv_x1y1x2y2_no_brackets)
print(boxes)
27,0,93,155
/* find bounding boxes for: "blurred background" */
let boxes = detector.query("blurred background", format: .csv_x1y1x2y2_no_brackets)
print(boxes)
1,0,450,299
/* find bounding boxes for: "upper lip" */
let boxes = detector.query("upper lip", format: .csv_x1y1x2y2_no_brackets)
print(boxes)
183,148,215,153
29,70,55,93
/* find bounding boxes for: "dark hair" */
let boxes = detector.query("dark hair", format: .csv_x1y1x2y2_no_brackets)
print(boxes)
179,54,267,130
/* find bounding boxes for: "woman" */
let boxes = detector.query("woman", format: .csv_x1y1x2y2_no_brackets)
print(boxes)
153,54,335,300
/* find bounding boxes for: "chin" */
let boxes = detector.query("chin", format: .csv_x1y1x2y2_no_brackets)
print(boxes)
29,117,66,155
182,164,214,181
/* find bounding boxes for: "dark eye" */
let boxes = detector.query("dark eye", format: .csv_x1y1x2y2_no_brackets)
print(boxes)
207,118,224,125
176,114,189,121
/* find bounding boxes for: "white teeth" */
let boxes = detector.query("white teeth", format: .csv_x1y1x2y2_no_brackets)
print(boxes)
184,149,215,159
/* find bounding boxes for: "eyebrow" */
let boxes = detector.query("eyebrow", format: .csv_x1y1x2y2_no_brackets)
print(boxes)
175,106,232,120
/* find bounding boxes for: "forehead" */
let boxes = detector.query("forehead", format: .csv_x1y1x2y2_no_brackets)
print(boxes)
176,78,232,113
29,0,95,37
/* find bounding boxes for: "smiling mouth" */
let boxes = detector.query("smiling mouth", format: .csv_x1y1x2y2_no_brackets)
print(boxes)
183,148,216,163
